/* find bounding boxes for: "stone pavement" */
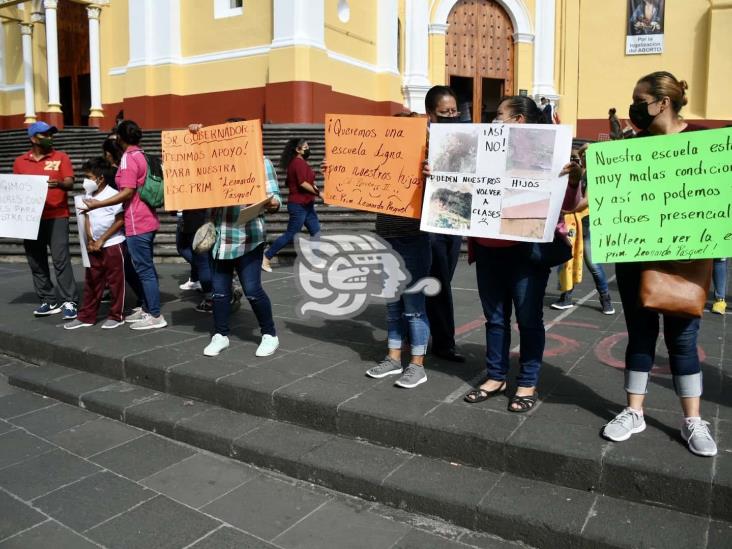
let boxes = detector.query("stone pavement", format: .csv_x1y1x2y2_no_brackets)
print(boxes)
0,259,730,548
0,375,523,549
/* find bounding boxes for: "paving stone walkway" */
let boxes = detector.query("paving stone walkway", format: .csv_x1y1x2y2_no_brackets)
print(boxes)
0,375,525,549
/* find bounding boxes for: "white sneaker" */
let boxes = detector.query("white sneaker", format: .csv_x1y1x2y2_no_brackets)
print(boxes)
179,279,202,291
125,307,145,323
204,334,230,357
129,314,167,330
261,256,273,273
255,334,279,357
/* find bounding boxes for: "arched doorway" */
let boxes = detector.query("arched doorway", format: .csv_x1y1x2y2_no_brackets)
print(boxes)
445,0,514,122
57,0,90,126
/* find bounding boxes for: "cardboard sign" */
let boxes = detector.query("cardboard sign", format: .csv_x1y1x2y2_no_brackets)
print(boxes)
73,195,91,268
0,174,48,240
323,114,427,218
586,126,732,263
162,120,267,211
421,123,573,241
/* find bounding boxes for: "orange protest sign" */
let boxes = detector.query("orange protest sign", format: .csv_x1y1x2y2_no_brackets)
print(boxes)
162,120,267,211
323,114,427,219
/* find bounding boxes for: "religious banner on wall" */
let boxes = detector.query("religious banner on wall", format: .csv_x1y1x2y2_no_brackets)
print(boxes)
586,127,732,263
323,114,428,219
420,123,573,242
0,174,48,240
161,120,267,211
626,0,665,55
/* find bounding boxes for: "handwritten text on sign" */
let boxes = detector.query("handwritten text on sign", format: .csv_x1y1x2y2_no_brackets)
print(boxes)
421,123,573,241
162,120,267,211
323,114,427,219
0,174,48,240
586,127,732,263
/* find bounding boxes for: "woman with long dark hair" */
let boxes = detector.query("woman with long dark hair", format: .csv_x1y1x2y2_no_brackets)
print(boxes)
262,138,321,271
601,71,717,457
463,95,580,412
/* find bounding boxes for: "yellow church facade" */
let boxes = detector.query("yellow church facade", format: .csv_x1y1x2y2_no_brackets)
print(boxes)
0,0,730,138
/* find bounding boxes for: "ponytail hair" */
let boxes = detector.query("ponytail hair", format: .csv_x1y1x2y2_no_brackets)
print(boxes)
116,120,143,145
280,138,306,170
636,71,688,113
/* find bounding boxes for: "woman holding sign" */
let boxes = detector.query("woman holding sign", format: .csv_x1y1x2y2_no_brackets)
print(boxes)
601,72,717,457
463,96,579,412
262,138,321,272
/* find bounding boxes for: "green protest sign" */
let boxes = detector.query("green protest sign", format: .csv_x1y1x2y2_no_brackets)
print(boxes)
586,127,732,263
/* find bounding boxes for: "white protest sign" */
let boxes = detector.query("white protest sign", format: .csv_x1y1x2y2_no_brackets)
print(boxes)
0,174,48,240
74,195,91,268
421,123,574,242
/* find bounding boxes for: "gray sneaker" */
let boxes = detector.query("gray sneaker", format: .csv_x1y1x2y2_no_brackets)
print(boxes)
101,319,124,329
394,364,427,389
602,408,646,441
125,307,145,323
63,319,92,330
681,419,717,457
129,314,167,331
366,356,403,379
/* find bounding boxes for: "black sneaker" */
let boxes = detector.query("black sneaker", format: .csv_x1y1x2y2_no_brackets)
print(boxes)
195,298,213,313
600,293,616,315
551,292,574,310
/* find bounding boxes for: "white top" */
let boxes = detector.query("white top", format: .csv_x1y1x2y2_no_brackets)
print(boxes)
86,186,125,247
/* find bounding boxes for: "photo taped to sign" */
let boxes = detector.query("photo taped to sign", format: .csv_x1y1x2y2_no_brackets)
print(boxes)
422,123,573,242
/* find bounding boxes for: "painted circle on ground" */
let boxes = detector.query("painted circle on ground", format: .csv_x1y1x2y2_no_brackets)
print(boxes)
594,331,707,375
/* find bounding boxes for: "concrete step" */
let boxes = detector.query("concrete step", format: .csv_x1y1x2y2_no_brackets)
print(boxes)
0,306,726,527
4,358,723,549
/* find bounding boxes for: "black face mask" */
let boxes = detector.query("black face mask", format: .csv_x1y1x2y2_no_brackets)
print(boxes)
628,101,657,130
36,137,54,151
301,149,311,160
435,115,461,124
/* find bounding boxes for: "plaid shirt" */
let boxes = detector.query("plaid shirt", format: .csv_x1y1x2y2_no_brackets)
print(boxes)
212,157,282,260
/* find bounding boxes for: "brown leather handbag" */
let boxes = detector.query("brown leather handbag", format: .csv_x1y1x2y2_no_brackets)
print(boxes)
639,260,713,318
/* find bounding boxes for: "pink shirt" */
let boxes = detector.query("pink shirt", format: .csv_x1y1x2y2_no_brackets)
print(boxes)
116,145,160,236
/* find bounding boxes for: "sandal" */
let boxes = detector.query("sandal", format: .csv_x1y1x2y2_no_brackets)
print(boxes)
508,393,538,413
464,381,507,404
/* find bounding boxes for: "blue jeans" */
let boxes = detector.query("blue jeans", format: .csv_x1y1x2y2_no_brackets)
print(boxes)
126,231,161,316
386,235,432,356
474,244,550,388
616,262,701,397
212,244,275,337
713,258,727,300
265,203,320,259
581,216,609,295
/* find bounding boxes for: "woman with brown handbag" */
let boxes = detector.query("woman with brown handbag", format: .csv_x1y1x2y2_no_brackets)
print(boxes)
601,72,717,457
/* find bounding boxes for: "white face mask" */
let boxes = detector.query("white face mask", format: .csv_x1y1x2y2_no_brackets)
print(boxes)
82,178,98,195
